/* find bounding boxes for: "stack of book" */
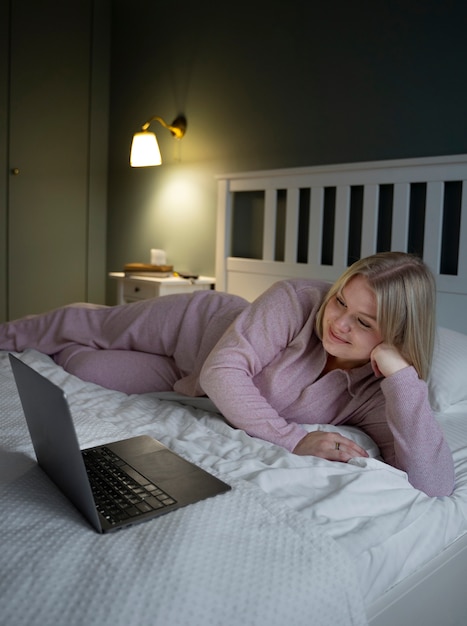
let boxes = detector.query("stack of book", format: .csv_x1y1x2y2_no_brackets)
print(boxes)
123,263,174,278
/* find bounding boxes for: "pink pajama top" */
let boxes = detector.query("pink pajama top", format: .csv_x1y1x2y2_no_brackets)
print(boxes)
199,279,455,496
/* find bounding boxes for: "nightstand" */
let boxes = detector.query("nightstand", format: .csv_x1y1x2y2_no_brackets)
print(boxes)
109,272,216,305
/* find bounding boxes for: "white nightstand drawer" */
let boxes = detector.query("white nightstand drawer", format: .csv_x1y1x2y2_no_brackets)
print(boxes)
123,281,158,301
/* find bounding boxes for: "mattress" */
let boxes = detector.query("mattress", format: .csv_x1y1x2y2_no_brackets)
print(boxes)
2,348,467,625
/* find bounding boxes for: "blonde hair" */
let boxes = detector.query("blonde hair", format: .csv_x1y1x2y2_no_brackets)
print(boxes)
315,252,436,380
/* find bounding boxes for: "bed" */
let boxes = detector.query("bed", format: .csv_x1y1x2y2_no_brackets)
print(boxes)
2,154,467,626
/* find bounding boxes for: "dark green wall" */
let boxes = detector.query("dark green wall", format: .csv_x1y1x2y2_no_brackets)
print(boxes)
106,0,467,301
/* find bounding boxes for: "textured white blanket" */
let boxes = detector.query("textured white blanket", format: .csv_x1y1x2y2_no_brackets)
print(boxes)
1,350,367,626
3,349,467,625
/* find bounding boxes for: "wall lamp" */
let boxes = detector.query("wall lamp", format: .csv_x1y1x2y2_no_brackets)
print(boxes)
130,115,187,167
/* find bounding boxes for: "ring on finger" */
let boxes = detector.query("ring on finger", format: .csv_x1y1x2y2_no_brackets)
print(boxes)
335,442,340,451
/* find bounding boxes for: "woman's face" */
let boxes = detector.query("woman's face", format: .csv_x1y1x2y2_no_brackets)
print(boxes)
322,275,383,368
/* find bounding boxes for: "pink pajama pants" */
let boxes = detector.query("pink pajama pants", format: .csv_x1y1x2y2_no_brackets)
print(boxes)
1,291,248,394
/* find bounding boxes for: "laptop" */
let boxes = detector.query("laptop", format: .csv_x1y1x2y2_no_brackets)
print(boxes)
9,354,231,533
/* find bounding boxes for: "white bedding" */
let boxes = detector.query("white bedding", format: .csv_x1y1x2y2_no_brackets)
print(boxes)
2,349,467,625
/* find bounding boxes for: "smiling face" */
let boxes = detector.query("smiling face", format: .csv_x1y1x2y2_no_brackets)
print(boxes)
321,274,383,369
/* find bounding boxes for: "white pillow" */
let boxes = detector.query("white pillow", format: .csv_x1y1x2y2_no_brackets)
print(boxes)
429,327,467,411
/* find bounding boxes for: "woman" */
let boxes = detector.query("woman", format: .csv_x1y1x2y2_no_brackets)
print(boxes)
0,252,454,496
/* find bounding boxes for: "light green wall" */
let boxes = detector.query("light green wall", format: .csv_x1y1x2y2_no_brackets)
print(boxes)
107,0,467,302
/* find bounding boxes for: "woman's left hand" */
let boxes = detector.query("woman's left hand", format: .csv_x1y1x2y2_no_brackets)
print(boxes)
293,430,368,461
370,343,410,378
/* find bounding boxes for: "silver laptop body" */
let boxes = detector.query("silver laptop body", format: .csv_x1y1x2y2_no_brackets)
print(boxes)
9,354,231,533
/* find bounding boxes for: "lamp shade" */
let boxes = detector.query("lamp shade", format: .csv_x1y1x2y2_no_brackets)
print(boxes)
130,131,162,167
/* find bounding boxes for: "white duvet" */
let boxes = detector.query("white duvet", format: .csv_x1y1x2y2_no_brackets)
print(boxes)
2,349,467,625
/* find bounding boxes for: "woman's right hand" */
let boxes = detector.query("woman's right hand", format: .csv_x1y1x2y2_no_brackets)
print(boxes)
293,431,368,462
370,342,410,378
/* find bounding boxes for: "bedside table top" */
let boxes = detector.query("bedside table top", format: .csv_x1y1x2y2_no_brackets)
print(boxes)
109,272,215,285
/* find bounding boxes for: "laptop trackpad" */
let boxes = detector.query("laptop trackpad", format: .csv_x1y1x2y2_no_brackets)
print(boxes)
134,450,229,504
135,450,198,483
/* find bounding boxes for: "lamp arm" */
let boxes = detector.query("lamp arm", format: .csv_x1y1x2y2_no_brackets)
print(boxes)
141,115,187,139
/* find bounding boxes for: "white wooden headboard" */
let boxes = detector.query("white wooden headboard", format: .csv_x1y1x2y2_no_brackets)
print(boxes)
215,154,467,334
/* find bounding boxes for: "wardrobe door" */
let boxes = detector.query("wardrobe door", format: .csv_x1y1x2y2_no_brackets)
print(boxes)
0,1,8,322
8,0,92,318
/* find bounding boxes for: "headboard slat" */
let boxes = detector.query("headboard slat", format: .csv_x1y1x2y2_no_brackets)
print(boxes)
455,180,467,279
333,186,350,267
423,182,444,273
361,184,379,257
308,187,324,265
391,184,410,251
262,188,276,261
285,187,300,264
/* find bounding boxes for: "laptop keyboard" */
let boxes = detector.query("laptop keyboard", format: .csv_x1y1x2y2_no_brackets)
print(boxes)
82,446,177,526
